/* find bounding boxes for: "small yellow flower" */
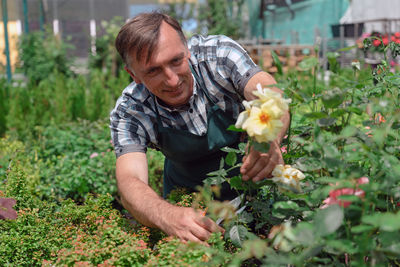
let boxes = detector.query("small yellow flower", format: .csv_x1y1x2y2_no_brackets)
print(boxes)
235,83,290,143
271,164,305,192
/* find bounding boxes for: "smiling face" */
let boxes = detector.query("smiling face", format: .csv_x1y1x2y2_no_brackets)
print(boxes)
125,21,194,108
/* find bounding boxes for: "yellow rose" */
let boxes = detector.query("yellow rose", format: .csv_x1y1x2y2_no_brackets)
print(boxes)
234,83,290,143
241,102,284,143
253,84,291,111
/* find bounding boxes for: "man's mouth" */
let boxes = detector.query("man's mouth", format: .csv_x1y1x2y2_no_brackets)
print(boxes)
164,83,183,94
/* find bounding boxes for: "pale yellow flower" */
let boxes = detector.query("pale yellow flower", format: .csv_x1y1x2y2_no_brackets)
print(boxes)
241,103,283,143
234,83,290,142
253,84,291,111
271,164,305,192
234,100,252,129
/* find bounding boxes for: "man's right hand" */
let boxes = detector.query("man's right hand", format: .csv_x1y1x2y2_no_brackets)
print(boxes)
158,205,224,244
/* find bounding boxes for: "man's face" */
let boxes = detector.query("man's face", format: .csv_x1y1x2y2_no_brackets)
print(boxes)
126,22,193,108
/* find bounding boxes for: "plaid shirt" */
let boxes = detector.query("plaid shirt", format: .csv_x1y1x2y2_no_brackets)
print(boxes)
110,35,261,157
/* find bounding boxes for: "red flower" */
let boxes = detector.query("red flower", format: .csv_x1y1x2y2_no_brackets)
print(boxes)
382,37,389,46
372,39,381,47
321,177,369,208
395,32,400,38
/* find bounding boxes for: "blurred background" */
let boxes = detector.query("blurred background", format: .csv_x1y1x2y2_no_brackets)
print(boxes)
1,0,400,79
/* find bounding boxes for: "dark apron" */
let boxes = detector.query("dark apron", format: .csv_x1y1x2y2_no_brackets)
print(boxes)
154,65,242,200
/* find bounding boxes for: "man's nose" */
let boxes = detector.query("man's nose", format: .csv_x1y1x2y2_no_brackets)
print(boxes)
164,67,179,87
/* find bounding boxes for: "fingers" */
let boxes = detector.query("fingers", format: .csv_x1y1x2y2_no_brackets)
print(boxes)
241,141,284,181
181,233,210,247
163,207,224,246
195,212,225,235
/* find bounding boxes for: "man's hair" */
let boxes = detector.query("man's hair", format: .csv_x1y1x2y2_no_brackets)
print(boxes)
115,12,186,68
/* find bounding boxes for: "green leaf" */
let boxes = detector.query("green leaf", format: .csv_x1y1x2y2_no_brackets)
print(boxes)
322,88,344,109
295,157,321,171
229,225,248,247
326,239,357,254
252,141,270,153
336,194,362,202
304,111,328,119
291,222,315,245
298,57,319,71
330,108,346,118
327,52,340,73
229,176,245,190
337,45,357,52
351,224,376,233
239,211,254,224
273,201,299,210
317,117,336,127
225,152,237,167
362,213,400,232
221,146,241,153
271,51,283,75
227,125,245,132
346,106,363,115
203,175,225,186
340,125,358,138
314,204,343,237
238,142,247,153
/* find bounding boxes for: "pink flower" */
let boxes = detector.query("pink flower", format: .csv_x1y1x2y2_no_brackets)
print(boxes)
321,177,369,208
90,152,99,159
361,33,371,39
280,146,287,154
357,176,369,185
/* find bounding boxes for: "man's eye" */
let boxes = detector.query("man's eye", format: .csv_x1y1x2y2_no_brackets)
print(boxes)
147,69,158,75
172,58,183,65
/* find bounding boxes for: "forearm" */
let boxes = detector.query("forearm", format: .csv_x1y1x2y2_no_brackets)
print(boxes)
117,175,173,228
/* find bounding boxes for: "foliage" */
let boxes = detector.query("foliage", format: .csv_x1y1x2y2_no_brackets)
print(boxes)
32,120,117,203
147,149,165,196
162,0,196,37
89,17,125,76
197,0,245,39
1,168,153,267
200,39,400,266
6,69,130,139
18,30,73,85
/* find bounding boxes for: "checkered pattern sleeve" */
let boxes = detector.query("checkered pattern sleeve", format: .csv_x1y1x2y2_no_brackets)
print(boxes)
109,83,157,158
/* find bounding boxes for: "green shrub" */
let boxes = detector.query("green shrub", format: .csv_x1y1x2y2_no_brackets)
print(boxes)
18,30,73,85
31,120,117,202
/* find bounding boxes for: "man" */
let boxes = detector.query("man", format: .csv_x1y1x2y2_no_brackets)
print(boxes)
110,12,289,244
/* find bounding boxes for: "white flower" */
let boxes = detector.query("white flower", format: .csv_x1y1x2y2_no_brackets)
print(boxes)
271,164,305,192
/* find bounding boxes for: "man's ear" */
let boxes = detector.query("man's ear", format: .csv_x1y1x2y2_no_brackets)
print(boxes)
124,66,142,84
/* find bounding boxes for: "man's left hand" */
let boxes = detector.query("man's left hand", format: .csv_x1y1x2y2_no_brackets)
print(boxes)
240,141,284,182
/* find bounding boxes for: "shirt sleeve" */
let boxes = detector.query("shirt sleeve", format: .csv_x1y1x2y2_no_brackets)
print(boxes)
215,36,262,97
109,97,151,158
